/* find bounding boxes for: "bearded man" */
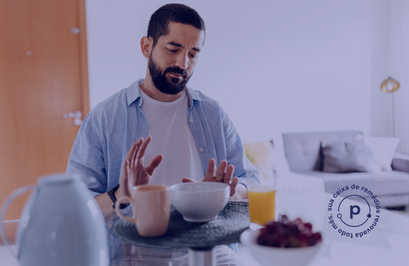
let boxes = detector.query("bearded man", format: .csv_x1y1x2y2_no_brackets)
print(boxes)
66,3,257,218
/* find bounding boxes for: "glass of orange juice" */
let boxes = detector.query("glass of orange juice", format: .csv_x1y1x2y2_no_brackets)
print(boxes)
247,165,276,226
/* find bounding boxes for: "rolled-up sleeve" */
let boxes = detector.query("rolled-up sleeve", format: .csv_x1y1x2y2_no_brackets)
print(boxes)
66,112,107,197
219,105,259,187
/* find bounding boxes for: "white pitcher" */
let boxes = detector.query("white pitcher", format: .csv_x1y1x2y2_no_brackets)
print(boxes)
0,173,109,266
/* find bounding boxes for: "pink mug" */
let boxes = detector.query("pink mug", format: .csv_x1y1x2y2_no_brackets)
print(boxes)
115,184,170,237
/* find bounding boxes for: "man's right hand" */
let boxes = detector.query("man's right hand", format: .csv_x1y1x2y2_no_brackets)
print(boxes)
115,136,163,199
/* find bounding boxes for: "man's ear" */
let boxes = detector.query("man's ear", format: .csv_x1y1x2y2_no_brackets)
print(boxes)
140,36,152,59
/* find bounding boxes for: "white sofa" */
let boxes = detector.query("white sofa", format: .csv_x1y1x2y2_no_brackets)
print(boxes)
281,131,409,208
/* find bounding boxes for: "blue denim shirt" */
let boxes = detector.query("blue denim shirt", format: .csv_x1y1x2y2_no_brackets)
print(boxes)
66,79,258,197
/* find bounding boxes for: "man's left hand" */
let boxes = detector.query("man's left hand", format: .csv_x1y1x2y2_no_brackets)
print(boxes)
182,159,239,196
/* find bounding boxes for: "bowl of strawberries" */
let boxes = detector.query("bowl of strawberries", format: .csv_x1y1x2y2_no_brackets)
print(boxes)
240,215,323,266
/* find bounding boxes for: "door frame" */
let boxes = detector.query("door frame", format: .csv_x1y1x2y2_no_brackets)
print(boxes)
78,0,90,115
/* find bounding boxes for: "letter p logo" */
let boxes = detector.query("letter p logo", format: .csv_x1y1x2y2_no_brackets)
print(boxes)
350,205,360,219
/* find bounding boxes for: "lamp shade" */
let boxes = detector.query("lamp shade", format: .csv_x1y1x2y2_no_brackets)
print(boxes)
381,77,400,93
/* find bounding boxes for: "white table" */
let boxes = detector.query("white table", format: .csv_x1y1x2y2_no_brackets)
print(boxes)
2,193,409,265
241,192,409,265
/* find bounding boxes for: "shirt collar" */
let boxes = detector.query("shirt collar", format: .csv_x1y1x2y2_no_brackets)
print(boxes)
126,79,203,108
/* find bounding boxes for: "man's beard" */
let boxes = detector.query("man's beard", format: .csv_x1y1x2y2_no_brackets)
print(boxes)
148,54,192,95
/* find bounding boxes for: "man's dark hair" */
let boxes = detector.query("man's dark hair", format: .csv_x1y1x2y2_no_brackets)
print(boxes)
147,3,205,48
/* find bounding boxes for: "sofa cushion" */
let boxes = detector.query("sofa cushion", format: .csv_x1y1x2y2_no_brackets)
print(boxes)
243,140,275,166
282,131,362,172
365,137,400,171
321,140,381,173
298,170,409,197
243,135,291,177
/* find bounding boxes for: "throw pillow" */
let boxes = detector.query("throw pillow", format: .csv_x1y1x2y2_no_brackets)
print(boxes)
364,137,400,171
243,136,292,178
321,140,382,173
243,140,275,166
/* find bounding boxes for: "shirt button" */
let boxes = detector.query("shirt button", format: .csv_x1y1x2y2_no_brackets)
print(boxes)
190,119,193,123
199,148,203,152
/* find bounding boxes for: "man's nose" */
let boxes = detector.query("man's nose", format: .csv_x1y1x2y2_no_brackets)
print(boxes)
175,53,188,69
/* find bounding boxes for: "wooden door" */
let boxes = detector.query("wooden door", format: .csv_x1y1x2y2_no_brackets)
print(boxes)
0,0,89,228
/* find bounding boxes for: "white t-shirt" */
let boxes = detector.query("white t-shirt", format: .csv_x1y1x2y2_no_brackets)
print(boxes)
139,88,204,186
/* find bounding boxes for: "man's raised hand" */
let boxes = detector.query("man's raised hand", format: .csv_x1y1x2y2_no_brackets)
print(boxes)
182,159,239,196
117,136,163,198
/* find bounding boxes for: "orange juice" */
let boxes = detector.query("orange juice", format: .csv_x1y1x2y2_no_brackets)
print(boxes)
248,187,276,225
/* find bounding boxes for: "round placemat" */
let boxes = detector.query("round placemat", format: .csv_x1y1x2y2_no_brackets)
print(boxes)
114,201,249,248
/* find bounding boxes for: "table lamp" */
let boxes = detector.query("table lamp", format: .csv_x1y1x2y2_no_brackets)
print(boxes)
381,77,400,137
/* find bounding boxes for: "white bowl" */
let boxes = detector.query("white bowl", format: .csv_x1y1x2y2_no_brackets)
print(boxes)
169,182,230,222
240,228,323,266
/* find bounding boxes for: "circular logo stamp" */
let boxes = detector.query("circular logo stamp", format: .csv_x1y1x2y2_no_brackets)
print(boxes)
327,184,381,239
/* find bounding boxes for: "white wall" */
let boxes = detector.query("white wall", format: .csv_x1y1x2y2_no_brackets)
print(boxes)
388,0,409,154
86,0,391,144
369,0,392,139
